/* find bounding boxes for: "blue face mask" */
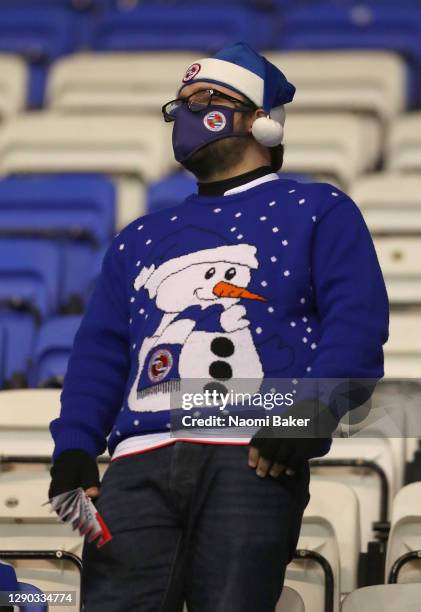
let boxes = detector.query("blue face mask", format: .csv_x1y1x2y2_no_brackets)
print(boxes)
172,104,249,163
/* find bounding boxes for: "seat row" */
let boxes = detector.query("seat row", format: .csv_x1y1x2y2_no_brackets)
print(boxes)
0,389,420,611
1,2,421,107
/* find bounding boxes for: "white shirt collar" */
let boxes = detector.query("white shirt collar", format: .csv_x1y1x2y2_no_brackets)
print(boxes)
223,173,279,196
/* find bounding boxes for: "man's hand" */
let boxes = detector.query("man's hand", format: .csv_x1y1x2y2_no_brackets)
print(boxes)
49,449,100,499
248,400,338,478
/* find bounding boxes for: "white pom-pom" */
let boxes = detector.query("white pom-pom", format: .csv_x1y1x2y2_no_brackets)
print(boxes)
251,116,283,147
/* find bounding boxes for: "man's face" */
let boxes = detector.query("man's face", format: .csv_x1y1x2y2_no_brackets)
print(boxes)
176,82,256,181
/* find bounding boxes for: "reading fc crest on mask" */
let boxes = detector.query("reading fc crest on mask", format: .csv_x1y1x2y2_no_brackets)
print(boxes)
182,63,201,82
203,110,227,132
148,348,173,383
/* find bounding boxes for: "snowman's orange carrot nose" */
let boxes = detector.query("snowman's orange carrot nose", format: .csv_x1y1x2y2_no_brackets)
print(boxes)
213,281,267,301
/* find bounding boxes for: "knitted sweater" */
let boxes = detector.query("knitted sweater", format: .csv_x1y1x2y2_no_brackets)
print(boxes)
50,177,389,460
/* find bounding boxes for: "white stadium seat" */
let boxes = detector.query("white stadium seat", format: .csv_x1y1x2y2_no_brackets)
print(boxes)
385,313,421,378
0,471,82,611
342,584,421,611
47,52,196,115
351,174,421,234
266,51,406,123
0,113,174,228
385,482,421,583
0,55,27,122
387,112,421,174
373,237,421,304
285,480,360,612
283,113,380,188
311,437,394,553
0,389,60,457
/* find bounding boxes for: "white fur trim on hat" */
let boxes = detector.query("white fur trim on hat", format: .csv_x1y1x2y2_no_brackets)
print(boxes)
135,244,258,298
180,57,264,108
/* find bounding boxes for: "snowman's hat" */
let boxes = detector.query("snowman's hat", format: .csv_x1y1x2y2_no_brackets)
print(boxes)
179,42,295,147
134,226,258,298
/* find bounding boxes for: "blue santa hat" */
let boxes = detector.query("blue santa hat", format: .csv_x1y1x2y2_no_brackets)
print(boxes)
179,42,296,147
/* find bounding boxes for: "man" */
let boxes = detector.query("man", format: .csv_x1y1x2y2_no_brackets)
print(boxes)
49,43,389,611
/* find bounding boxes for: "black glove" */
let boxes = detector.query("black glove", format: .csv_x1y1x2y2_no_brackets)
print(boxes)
48,449,100,499
249,400,338,471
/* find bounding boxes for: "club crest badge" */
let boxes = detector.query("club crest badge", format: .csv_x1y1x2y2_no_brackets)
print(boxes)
182,63,201,83
203,110,227,132
148,348,173,383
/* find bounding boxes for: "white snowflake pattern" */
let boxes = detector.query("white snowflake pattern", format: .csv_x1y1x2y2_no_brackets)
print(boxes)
282,240,288,246
302,337,308,343
302,316,308,323
269,201,276,207
270,256,277,262
230,227,236,232
261,280,268,287
213,208,221,213
272,226,279,233
283,270,290,277
331,192,339,197
290,321,296,327
119,243,125,251
137,224,143,231
306,327,312,333
288,189,296,194
134,419,140,426
300,298,306,304
139,308,144,314
298,198,306,205
260,216,267,221
268,306,274,313
235,212,242,218
306,366,312,373
237,234,243,240
311,343,317,350
146,239,152,245
136,260,141,267
255,327,262,334
130,297,135,303
312,216,317,222
170,215,178,221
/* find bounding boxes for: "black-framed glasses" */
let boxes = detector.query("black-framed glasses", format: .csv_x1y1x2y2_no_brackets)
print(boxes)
162,88,257,122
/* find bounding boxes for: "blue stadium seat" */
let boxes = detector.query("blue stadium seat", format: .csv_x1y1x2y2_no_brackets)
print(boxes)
0,562,47,612
0,8,77,107
0,174,116,312
93,6,272,52
0,239,61,388
30,315,81,387
147,171,196,214
280,5,421,106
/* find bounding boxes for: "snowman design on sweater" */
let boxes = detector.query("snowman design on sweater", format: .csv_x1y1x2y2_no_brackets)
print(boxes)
127,227,272,413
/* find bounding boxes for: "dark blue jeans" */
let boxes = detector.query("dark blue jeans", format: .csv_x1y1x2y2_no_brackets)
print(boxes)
82,442,310,612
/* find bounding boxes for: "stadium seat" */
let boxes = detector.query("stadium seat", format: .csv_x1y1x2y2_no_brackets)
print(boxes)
47,52,196,115
387,112,421,174
265,51,407,123
285,480,359,611
0,174,116,310
283,113,380,188
373,237,421,304
342,583,421,611
351,174,421,234
0,240,61,387
0,113,173,228
0,389,60,456
0,471,82,611
280,5,421,107
0,54,27,122
93,6,270,53
385,313,421,378
30,316,81,388
310,437,393,554
147,171,196,214
385,482,421,583
0,9,77,108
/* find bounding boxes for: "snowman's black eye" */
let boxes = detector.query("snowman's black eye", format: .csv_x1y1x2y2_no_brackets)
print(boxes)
225,267,236,281
205,267,216,279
